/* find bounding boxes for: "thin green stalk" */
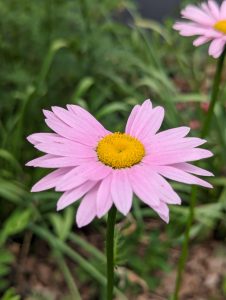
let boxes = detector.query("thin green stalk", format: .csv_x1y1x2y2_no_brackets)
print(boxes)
78,0,91,33
106,206,117,300
201,48,226,139
173,48,226,300
54,250,82,300
69,232,106,262
173,187,197,299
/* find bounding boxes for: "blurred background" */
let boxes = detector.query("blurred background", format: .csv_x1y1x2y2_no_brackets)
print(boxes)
0,0,226,299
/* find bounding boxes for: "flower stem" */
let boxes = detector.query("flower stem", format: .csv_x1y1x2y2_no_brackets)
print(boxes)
201,48,226,139
106,205,117,300
173,48,226,300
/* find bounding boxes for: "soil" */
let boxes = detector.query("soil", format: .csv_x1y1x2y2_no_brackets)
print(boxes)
7,237,226,300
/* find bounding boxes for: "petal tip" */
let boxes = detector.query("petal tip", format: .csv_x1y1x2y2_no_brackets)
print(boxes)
31,186,39,192
162,215,170,224
207,183,213,189
56,205,63,211
26,135,34,143
76,219,88,228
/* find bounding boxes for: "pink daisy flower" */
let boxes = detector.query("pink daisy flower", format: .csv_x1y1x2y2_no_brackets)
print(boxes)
173,0,226,58
26,100,213,227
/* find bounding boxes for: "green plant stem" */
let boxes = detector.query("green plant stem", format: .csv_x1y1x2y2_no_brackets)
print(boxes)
201,48,226,139
54,250,82,300
106,206,117,300
173,48,226,300
69,232,106,262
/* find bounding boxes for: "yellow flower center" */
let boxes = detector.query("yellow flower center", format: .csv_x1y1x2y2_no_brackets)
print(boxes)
96,132,145,169
214,20,226,34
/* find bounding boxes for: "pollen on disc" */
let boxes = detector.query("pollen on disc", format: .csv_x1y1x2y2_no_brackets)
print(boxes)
214,20,226,34
96,132,145,169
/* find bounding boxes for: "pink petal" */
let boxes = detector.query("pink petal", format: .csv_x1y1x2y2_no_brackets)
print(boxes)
137,107,165,141
201,2,212,16
43,109,57,120
44,118,80,139
84,162,112,181
45,118,98,146
55,167,89,191
220,0,226,19
26,154,91,168
174,22,221,38
26,154,54,167
151,127,190,142
66,105,109,136
208,38,225,58
129,165,180,205
145,138,206,157
171,163,213,177
56,161,111,191
57,181,96,211
173,22,203,36
96,175,113,218
181,5,215,26
27,133,63,145
154,166,213,188
125,104,141,134
151,137,206,152
126,100,152,136
51,106,82,128
44,106,108,138
129,166,170,223
34,141,96,157
204,28,223,38
193,36,211,46
148,171,182,205
31,168,72,192
52,106,109,138
208,1,220,19
128,165,160,207
145,148,213,165
153,202,170,223
76,186,98,227
111,170,133,215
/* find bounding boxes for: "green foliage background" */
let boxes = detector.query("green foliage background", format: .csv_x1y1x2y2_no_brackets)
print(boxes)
0,0,226,299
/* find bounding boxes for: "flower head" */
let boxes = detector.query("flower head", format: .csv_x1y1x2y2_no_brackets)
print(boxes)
173,0,226,58
26,100,213,227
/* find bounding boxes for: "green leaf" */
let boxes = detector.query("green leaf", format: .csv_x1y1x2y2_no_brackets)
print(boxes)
51,39,67,52
209,177,226,186
174,93,207,103
0,280,9,292
69,232,105,262
50,207,74,241
96,102,129,118
71,77,95,103
0,264,10,277
0,249,14,264
114,229,127,266
0,149,22,172
1,288,21,300
1,209,32,245
135,18,171,44
0,180,26,203
222,276,226,296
